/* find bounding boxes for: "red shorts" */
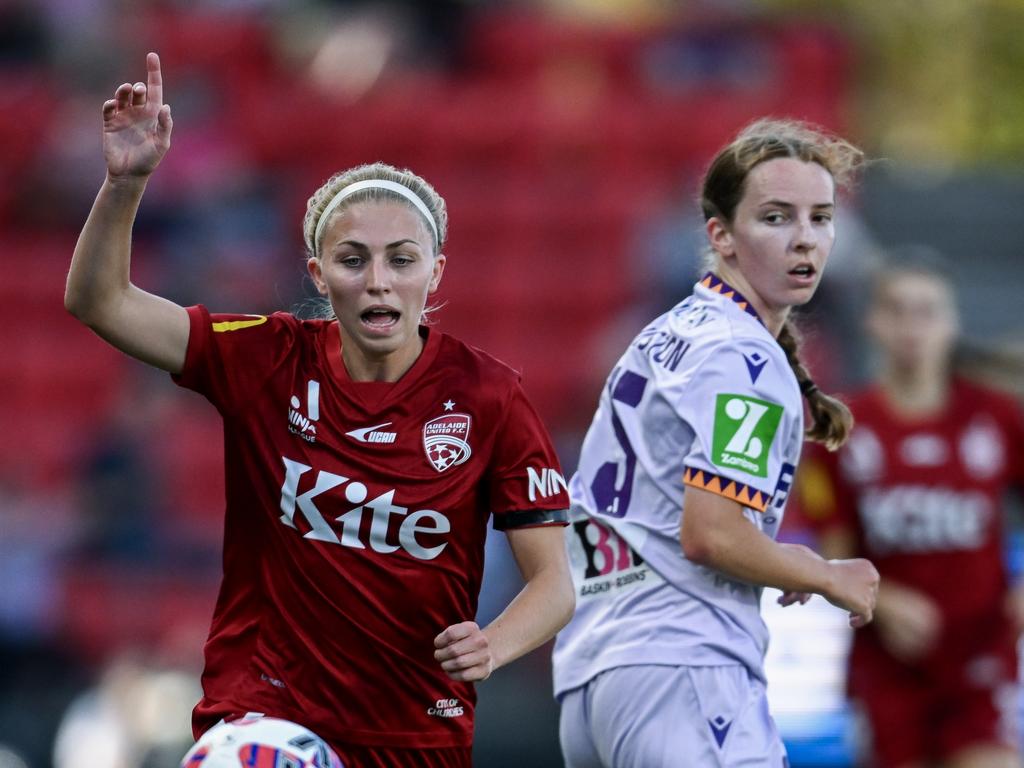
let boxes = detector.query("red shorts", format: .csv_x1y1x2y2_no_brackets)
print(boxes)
328,743,471,768
851,649,1017,767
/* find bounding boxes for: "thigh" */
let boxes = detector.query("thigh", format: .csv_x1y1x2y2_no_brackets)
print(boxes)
574,665,786,768
329,743,471,768
559,685,606,768
685,666,789,768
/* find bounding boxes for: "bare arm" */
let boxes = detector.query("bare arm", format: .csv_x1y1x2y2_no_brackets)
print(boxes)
681,486,878,627
65,52,189,373
434,523,575,682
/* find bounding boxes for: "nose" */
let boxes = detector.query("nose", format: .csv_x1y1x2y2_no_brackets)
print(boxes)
792,216,816,253
366,256,391,294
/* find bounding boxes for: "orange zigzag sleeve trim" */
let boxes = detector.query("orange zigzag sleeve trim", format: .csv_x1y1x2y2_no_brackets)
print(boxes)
683,467,770,513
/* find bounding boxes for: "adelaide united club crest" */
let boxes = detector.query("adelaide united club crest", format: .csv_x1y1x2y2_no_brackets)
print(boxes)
423,412,473,472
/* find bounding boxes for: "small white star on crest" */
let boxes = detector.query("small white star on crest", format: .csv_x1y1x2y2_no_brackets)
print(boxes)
443,399,455,411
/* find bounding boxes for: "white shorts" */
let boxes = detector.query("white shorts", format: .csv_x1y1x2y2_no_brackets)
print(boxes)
558,664,789,768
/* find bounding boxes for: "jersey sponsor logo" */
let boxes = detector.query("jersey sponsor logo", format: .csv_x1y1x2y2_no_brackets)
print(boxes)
859,484,992,554
288,380,320,443
742,351,768,384
527,467,567,502
423,413,472,472
427,697,464,718
567,517,662,600
345,422,397,444
279,457,451,560
211,315,268,332
711,394,784,478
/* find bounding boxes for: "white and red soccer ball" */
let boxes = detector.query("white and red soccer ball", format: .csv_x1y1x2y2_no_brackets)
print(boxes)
180,715,343,768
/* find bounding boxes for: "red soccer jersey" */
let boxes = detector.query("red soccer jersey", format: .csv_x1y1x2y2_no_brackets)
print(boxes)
800,378,1024,679
172,306,570,748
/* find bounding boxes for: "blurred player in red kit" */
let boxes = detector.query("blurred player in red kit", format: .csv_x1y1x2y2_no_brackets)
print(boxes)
64,53,575,768
799,251,1024,768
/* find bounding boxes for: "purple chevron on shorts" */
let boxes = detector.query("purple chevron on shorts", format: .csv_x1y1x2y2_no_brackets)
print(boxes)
708,715,732,748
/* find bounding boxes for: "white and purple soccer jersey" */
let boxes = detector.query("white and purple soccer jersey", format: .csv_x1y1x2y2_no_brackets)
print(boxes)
553,273,805,697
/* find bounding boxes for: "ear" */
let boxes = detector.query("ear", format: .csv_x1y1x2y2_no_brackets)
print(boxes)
428,253,446,294
307,257,328,296
706,217,734,259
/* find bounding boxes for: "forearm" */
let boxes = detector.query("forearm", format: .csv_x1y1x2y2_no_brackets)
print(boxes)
686,513,833,595
482,564,575,671
65,175,148,324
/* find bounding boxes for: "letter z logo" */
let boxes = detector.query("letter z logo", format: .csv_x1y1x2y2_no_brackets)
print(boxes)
711,394,784,478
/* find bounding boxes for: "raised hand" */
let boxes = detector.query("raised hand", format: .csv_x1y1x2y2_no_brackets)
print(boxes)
102,52,172,180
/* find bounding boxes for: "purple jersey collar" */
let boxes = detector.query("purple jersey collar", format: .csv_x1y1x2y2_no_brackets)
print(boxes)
698,272,764,326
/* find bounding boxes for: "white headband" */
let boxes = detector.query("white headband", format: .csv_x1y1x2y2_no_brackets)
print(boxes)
313,178,439,255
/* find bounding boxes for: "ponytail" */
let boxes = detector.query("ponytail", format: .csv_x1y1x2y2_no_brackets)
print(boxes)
776,320,854,451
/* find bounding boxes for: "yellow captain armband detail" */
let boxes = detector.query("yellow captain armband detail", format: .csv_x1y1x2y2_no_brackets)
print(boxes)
211,316,269,333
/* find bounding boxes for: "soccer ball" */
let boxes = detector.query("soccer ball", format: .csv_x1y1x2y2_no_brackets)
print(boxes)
179,715,343,767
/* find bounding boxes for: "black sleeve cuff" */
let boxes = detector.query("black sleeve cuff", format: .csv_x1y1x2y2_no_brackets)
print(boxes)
493,508,569,530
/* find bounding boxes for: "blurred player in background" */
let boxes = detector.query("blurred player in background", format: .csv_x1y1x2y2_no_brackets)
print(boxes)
799,251,1024,768
64,52,575,768
552,119,879,767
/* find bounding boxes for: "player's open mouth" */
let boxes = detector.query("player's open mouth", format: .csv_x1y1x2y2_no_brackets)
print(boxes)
788,264,817,285
360,307,401,329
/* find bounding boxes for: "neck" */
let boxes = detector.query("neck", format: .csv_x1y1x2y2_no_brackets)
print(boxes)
340,333,424,383
879,362,950,416
714,265,790,337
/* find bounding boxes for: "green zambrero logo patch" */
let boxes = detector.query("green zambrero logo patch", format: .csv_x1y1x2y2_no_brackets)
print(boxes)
711,394,784,477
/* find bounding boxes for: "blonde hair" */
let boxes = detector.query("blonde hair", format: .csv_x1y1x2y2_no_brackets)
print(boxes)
700,118,864,450
303,161,448,259
301,162,448,321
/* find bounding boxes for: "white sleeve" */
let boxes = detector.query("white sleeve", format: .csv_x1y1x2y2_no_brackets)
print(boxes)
668,339,799,513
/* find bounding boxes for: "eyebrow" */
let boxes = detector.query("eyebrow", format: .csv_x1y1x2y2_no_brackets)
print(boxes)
758,200,835,210
336,238,422,251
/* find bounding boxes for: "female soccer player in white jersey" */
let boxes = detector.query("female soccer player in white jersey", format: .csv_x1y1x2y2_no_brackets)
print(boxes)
65,53,575,768
552,119,880,768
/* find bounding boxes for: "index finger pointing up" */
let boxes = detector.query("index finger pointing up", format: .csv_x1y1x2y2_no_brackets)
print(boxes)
146,52,163,105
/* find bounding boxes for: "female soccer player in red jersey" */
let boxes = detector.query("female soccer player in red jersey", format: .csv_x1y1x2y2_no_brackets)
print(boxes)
65,52,575,768
800,253,1024,768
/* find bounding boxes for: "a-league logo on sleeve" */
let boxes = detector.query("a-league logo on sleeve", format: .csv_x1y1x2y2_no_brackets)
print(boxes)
711,394,784,477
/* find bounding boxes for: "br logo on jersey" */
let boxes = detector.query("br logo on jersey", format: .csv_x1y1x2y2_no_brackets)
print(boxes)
711,394,784,478
423,414,472,472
